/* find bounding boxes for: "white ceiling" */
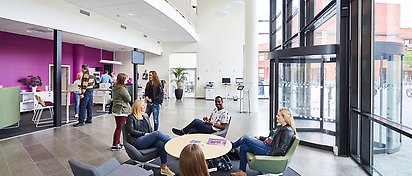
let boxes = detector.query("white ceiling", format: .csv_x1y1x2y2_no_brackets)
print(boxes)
0,0,196,52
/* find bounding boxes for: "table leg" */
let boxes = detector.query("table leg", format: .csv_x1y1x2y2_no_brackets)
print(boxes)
66,92,69,123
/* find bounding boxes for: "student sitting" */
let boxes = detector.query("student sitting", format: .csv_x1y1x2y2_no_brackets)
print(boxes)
124,100,175,176
172,96,230,135
179,144,210,176
230,107,297,176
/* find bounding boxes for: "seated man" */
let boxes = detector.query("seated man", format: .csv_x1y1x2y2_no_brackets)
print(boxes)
172,96,230,135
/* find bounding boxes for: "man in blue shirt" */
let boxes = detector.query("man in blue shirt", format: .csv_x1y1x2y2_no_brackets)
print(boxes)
100,70,112,83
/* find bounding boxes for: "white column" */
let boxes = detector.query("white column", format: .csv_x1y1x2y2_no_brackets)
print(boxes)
243,0,259,112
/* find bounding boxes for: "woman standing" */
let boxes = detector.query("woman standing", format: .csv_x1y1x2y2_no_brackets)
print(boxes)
125,100,175,176
111,73,131,151
144,70,163,131
73,72,83,118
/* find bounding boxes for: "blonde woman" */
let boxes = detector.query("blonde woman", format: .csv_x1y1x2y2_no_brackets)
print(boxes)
230,107,297,176
124,100,175,176
73,72,83,118
179,144,210,176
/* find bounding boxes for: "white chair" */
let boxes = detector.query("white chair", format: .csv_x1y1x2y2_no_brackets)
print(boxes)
32,95,54,127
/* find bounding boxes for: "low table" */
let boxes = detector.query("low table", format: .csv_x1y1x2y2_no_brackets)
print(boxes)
165,134,232,160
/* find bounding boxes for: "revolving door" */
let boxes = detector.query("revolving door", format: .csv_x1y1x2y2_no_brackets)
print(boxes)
270,45,339,150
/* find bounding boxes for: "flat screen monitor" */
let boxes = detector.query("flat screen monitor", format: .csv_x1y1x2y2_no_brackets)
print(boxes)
235,78,243,84
222,78,231,84
131,51,145,64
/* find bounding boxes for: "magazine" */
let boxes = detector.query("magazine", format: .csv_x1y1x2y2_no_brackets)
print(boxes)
207,138,227,146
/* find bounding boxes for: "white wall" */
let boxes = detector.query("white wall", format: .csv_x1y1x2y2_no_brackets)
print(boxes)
0,0,162,54
196,0,245,98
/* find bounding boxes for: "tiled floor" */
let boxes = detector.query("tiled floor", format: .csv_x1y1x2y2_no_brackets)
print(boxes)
0,98,366,176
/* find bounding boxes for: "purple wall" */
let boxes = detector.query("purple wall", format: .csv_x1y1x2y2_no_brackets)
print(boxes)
0,31,113,90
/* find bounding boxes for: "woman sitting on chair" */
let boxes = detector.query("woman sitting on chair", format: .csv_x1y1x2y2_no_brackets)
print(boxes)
230,107,297,176
179,144,210,176
124,100,175,176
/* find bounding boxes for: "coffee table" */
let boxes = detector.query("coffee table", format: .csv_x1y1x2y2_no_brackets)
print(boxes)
165,134,232,160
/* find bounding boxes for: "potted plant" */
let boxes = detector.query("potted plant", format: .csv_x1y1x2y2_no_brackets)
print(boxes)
171,67,188,100
19,75,42,92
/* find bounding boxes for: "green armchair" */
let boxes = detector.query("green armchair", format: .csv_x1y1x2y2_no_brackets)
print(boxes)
246,136,300,174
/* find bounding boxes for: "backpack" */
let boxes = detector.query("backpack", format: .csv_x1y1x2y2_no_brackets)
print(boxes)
207,155,232,172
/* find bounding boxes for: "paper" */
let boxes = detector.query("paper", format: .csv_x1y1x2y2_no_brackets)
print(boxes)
207,138,227,146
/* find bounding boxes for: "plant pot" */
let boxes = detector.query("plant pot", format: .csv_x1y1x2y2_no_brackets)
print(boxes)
31,86,37,92
175,89,183,100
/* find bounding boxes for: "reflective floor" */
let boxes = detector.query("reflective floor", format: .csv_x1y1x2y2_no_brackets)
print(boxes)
0,98,366,176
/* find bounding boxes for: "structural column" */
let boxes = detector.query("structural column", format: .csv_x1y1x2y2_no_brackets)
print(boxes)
244,0,259,112
53,30,62,127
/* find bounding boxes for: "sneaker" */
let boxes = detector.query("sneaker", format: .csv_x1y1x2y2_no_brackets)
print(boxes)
110,145,123,151
160,166,175,176
74,114,79,118
172,128,185,136
73,123,84,127
85,120,92,124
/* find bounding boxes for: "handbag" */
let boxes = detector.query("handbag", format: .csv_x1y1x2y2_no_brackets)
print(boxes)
207,155,233,172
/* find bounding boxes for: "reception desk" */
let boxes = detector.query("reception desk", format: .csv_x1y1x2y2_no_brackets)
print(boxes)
0,86,20,128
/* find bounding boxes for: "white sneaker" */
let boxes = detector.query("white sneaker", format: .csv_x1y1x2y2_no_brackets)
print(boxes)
74,114,79,118
160,166,175,176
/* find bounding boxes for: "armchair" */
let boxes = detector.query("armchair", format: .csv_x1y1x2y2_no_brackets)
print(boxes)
68,157,153,176
246,136,300,174
212,116,232,137
122,126,160,168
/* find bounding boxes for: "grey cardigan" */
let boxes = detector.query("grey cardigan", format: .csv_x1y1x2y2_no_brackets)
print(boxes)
111,85,131,115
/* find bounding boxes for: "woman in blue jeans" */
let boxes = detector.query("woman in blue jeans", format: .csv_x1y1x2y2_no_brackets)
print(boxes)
144,70,163,131
230,107,297,176
125,100,174,176
73,72,82,117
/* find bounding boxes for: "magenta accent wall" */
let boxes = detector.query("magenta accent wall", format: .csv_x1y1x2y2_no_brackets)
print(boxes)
0,31,113,90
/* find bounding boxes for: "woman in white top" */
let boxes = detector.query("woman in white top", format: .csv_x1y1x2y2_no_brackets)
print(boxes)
73,72,82,117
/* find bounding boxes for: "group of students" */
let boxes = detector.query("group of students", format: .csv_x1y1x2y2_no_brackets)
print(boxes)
84,68,297,176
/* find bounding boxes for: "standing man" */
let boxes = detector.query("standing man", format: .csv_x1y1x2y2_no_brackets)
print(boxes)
74,64,95,127
100,70,112,83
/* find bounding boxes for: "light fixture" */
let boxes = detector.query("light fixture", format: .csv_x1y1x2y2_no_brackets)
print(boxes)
98,41,123,65
99,59,123,65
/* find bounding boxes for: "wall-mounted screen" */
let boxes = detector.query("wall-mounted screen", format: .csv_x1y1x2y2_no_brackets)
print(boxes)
222,78,231,84
132,51,145,64
235,78,243,84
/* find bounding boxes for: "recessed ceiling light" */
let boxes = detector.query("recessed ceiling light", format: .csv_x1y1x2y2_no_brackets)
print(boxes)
128,13,134,16
226,0,245,9
215,10,229,17
26,30,32,33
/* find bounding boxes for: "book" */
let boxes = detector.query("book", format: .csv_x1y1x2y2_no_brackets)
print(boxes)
207,138,227,146
190,139,202,144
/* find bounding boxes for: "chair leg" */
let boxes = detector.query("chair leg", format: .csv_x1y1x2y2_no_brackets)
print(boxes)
134,159,160,168
34,108,53,127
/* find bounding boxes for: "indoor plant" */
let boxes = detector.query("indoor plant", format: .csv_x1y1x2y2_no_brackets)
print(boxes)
171,67,188,100
19,75,42,92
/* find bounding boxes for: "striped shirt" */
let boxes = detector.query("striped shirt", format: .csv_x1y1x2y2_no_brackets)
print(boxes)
80,70,95,95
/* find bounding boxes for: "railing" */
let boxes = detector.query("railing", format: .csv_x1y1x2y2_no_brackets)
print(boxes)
351,109,412,175
165,0,197,27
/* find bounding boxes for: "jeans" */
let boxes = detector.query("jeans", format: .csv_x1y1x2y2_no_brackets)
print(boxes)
232,135,272,171
182,119,216,134
112,116,126,146
79,89,93,123
133,131,171,164
74,93,80,115
146,104,161,131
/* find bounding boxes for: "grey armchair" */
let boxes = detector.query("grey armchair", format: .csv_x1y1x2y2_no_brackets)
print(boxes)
68,157,153,176
212,117,232,137
122,126,160,168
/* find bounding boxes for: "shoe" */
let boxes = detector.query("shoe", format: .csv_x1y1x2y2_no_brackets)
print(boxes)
231,171,247,176
172,128,184,136
119,143,124,147
74,114,79,118
85,120,92,123
110,144,123,151
160,166,175,176
73,123,84,127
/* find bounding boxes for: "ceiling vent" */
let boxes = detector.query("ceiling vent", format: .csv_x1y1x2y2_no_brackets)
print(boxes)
120,25,127,30
27,28,52,33
80,9,90,16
